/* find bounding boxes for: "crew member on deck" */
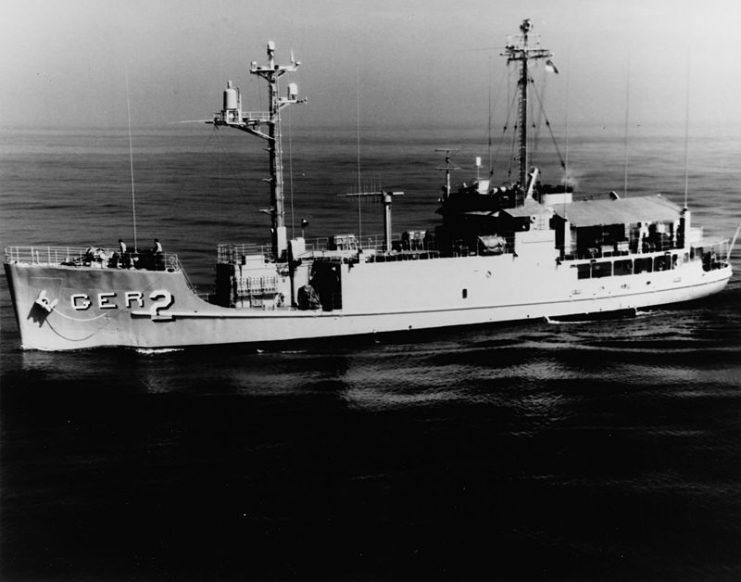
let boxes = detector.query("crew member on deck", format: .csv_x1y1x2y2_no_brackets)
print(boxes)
152,238,164,269
117,239,130,268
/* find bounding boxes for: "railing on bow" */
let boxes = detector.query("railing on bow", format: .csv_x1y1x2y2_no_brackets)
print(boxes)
4,246,181,271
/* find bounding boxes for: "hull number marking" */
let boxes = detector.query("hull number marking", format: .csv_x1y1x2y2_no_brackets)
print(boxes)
71,290,174,320
149,290,174,320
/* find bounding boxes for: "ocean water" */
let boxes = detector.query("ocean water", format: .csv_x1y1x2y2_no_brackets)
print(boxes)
1,124,740,581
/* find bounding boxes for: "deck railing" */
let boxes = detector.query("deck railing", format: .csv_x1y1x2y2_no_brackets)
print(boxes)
217,232,521,264
217,242,271,264
4,246,181,271
217,234,404,260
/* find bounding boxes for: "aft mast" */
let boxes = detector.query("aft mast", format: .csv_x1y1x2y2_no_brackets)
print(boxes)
502,19,553,195
212,41,305,261
435,148,460,202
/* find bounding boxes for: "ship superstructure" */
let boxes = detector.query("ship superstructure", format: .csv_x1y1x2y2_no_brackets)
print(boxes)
3,21,734,351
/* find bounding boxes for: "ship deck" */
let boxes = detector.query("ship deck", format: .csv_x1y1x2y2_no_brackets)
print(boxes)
5,246,182,272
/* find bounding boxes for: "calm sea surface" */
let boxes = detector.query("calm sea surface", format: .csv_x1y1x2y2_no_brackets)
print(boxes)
1,124,740,581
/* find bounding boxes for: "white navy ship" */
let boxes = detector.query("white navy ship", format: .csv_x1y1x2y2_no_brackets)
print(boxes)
4,20,735,351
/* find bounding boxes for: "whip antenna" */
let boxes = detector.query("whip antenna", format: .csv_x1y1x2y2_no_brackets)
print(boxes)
125,66,138,250
623,53,631,199
683,47,691,209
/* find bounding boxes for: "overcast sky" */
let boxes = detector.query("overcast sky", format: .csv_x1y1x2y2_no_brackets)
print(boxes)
2,0,740,131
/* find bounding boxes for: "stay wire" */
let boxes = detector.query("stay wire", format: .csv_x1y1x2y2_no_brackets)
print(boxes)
529,75,566,170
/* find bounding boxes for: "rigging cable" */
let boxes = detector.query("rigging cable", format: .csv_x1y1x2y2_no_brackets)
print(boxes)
563,50,571,195
487,60,508,177
561,50,571,224
529,77,566,169
531,76,541,161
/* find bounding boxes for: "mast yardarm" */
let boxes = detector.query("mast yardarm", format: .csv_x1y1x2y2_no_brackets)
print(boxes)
212,41,306,260
502,19,553,192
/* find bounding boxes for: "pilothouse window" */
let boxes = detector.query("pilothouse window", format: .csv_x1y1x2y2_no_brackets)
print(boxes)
634,258,653,274
654,255,671,272
591,261,612,278
614,259,633,276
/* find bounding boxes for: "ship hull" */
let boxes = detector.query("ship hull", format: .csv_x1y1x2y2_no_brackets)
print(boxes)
4,253,732,351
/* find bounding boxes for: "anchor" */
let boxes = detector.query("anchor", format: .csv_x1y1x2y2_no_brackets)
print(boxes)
28,289,59,325
34,289,58,313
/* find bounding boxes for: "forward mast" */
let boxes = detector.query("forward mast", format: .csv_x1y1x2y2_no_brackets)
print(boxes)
212,41,306,260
